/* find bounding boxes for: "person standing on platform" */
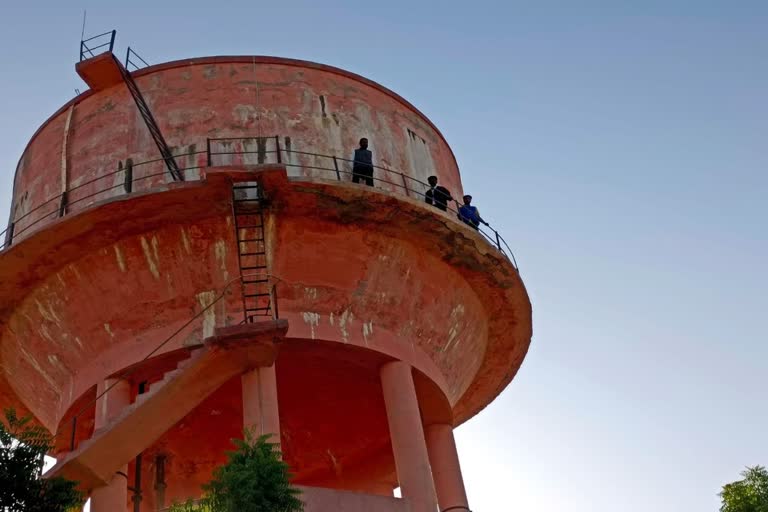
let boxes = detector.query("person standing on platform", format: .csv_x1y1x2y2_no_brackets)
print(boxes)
424,175,452,211
458,195,488,230
352,138,374,186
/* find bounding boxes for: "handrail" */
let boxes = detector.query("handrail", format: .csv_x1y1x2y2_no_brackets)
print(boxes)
1,140,519,269
79,29,116,62
125,47,150,71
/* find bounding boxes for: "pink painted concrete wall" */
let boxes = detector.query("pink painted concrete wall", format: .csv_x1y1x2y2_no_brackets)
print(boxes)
8,56,463,240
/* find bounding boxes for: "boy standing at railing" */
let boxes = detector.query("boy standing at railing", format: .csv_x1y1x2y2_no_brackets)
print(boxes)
352,138,374,186
458,195,488,230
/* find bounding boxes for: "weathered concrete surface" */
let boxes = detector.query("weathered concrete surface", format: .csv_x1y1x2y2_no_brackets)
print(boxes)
297,486,411,512
9,56,462,239
0,168,529,433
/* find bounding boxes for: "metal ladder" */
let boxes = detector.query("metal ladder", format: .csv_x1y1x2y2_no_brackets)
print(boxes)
231,182,273,322
117,59,183,181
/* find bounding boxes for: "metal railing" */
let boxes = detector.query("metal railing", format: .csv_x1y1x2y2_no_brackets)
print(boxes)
79,30,116,61
1,138,518,268
125,47,150,72
1,149,207,251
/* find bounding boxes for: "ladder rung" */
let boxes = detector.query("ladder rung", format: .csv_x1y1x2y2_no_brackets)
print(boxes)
243,278,269,284
246,307,271,312
239,238,265,243
240,251,266,256
234,198,261,202
233,185,260,189
244,293,271,298
241,265,267,271
237,224,263,229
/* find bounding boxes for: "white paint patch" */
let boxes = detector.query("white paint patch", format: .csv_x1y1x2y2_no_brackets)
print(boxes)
103,323,115,339
214,240,229,280
304,287,318,300
442,303,467,353
362,321,374,346
329,312,335,326
35,299,62,325
302,312,321,339
114,244,127,272
68,264,82,280
339,308,354,343
180,228,192,254
140,236,161,279
196,291,217,338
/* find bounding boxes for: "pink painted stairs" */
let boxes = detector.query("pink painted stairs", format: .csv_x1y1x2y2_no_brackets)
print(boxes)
46,319,288,491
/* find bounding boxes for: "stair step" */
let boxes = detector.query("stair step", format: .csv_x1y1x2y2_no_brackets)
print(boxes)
162,369,182,382
242,278,269,284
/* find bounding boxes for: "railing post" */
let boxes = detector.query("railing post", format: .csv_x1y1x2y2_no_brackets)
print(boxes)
495,230,501,250
401,172,410,197
333,156,341,181
271,284,279,320
206,139,212,167
58,192,68,217
275,135,282,164
6,222,14,248
109,30,116,53
124,159,134,193
70,416,77,451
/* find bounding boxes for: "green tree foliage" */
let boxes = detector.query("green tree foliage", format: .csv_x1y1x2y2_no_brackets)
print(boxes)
0,408,83,512
720,466,768,512
168,431,302,512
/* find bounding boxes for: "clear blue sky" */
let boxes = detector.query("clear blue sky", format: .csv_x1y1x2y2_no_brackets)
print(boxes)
2,2,766,511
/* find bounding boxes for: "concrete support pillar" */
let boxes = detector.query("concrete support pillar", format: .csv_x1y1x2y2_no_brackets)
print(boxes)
380,361,438,512
426,423,469,511
90,378,131,512
242,364,281,445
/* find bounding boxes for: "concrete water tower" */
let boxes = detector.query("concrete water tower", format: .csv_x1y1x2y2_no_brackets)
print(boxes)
0,31,531,512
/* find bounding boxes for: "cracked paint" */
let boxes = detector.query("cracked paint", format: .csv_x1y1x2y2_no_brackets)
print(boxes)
339,308,354,343
180,228,192,254
214,240,229,280
196,291,217,338
141,236,161,280
113,244,127,272
302,312,321,339
362,321,374,346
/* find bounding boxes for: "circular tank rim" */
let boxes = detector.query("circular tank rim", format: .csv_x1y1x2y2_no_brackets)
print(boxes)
7,55,461,228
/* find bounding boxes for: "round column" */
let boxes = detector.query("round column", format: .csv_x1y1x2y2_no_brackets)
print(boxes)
380,361,438,512
426,423,469,510
90,378,131,512
242,364,281,445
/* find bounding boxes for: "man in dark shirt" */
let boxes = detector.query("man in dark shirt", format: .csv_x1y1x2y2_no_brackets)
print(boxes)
424,175,452,211
352,138,374,186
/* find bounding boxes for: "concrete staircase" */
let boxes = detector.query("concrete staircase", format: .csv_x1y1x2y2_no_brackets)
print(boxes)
46,319,288,491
